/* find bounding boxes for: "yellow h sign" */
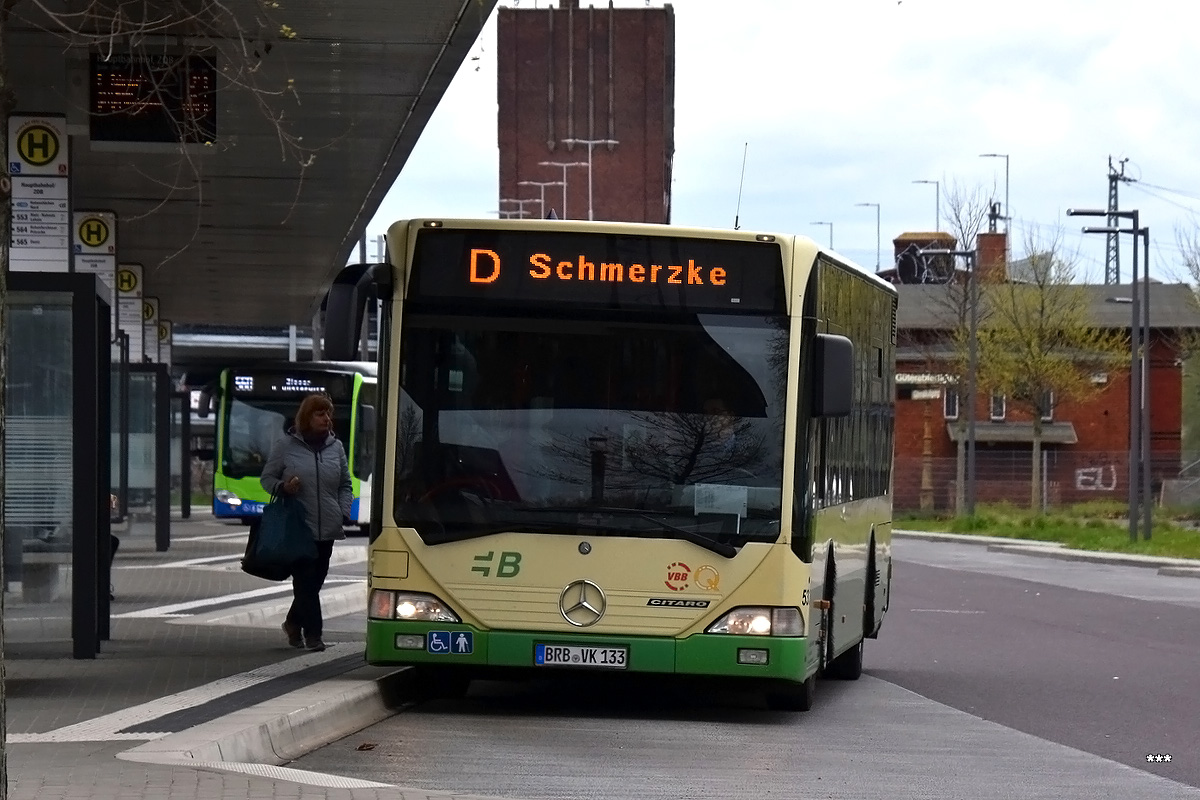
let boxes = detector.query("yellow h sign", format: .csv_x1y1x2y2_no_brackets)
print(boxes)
17,124,59,167
79,217,110,248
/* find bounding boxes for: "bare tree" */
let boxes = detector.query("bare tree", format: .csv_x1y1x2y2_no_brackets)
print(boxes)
981,227,1128,508
911,181,994,514
1,3,328,790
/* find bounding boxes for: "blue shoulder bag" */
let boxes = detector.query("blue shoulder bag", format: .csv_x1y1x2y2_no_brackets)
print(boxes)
253,489,317,566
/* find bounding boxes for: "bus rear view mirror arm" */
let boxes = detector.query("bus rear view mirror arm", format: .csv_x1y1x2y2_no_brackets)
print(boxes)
813,333,853,418
325,262,393,361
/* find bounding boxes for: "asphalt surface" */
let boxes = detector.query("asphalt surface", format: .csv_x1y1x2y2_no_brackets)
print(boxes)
292,539,1199,799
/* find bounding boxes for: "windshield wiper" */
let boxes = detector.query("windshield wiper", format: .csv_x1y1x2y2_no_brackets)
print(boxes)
420,519,630,546
635,513,737,558
508,505,739,558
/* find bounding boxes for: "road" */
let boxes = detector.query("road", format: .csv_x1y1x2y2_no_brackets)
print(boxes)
292,539,1200,799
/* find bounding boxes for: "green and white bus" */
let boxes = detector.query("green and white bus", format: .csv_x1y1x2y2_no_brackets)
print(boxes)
201,361,378,529
326,218,896,710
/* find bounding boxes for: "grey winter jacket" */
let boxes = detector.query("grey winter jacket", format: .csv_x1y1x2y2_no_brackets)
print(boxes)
260,429,353,542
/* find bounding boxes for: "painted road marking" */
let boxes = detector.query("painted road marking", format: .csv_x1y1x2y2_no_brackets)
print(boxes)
114,579,361,619
7,647,353,743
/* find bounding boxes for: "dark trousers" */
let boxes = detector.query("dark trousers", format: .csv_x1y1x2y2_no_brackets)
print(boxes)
286,540,335,639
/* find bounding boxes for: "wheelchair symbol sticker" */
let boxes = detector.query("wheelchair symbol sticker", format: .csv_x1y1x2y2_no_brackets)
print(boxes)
427,630,473,655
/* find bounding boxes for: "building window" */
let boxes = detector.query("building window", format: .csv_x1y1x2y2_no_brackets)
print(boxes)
943,387,959,420
1041,390,1054,422
990,393,1006,421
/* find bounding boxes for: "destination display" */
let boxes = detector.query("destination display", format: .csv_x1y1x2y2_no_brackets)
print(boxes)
89,53,217,143
409,229,786,313
230,370,353,401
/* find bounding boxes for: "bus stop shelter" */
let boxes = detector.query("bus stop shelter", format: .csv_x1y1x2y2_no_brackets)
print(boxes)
4,0,497,657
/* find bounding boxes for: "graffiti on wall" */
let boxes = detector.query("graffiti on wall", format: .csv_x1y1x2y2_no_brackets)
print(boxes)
1075,464,1117,491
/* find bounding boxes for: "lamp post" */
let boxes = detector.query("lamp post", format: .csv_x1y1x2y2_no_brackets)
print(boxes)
1069,207,1142,543
855,202,881,270
1138,227,1151,541
537,160,587,219
810,221,833,249
519,180,565,219
923,248,979,516
913,179,940,231
560,138,620,220
497,198,540,219
979,153,1009,231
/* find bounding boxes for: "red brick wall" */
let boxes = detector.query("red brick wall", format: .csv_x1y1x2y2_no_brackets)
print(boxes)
894,331,1184,510
497,4,675,223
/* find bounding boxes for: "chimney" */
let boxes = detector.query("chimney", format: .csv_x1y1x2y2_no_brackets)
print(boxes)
976,231,1007,283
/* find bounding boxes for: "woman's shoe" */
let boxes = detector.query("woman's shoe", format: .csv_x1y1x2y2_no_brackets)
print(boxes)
305,637,327,652
282,621,304,649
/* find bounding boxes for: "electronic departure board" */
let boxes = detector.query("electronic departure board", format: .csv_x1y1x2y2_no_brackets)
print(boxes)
409,229,787,314
89,53,217,143
230,371,353,402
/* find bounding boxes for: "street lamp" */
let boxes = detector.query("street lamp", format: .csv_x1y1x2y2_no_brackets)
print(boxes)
519,180,565,219
537,160,587,219
979,153,1009,231
561,138,620,220
923,248,978,516
913,179,940,231
1069,207,1145,542
810,221,833,249
497,197,540,219
855,202,881,270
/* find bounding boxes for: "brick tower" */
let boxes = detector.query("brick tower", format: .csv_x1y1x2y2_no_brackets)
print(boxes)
497,1,675,223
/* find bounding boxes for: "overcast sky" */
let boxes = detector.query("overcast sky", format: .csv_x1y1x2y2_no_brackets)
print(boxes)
365,0,1200,285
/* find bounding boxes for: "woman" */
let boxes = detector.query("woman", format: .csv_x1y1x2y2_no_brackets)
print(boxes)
261,393,353,652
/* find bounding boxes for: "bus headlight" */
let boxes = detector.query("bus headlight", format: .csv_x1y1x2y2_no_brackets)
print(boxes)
215,490,242,506
369,589,460,623
706,607,804,637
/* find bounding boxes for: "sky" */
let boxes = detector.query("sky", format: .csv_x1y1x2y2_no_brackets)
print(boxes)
364,0,1200,285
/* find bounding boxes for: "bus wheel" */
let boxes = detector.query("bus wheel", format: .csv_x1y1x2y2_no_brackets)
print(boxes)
766,674,816,712
825,638,863,681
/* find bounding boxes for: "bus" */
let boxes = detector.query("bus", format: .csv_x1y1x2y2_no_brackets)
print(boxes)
200,361,378,530
325,219,896,711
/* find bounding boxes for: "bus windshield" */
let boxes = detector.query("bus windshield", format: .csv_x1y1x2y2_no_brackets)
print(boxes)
223,396,352,479
393,307,790,552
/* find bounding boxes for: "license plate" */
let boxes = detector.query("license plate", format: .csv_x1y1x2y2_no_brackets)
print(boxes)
242,502,264,514
535,644,627,669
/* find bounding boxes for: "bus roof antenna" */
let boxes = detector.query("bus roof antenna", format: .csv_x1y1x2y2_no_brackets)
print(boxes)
734,141,748,230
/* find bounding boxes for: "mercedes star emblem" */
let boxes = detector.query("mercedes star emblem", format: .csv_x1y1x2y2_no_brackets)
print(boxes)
559,579,606,627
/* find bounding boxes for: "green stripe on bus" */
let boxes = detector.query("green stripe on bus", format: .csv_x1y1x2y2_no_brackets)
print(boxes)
366,621,808,681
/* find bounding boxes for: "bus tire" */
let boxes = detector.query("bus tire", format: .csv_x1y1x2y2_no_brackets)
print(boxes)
766,674,815,712
864,542,879,639
825,638,863,681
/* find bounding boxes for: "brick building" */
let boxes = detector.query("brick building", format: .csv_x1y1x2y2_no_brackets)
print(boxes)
496,1,675,223
890,231,1200,511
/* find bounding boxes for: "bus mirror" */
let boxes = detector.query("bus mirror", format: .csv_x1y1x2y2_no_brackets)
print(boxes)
813,333,853,418
326,262,392,361
197,385,214,418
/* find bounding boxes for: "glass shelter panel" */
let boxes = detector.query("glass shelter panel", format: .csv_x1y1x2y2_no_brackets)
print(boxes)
3,294,74,645
127,371,158,538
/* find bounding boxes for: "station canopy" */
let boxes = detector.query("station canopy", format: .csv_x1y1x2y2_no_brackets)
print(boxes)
7,0,494,326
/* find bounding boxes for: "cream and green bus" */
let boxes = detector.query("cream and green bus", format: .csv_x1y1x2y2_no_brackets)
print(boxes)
325,218,896,711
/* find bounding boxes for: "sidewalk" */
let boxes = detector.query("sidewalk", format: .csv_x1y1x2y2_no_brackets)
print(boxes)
894,529,1200,577
4,512,500,800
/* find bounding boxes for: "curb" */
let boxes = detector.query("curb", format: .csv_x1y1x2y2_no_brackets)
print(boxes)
118,662,415,772
894,530,1065,548
895,529,1200,573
